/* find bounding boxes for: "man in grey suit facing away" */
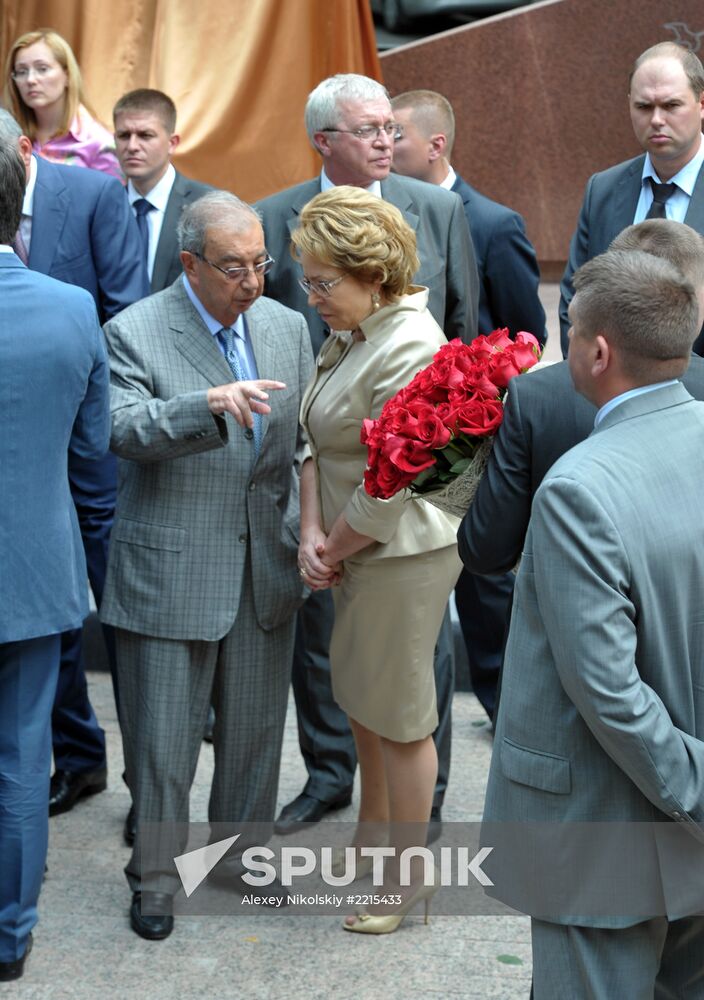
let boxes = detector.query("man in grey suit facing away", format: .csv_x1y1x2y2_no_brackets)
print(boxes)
257,73,479,833
559,41,704,357
113,89,211,293
101,192,314,941
483,247,704,997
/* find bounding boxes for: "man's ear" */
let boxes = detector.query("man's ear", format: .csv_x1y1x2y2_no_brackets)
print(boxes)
312,131,332,158
428,132,447,162
591,334,611,377
180,250,196,281
18,135,33,177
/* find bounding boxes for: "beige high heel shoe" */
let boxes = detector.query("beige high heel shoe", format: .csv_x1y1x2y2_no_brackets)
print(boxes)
343,875,438,935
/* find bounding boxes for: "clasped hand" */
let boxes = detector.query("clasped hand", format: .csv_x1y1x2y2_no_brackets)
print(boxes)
298,529,343,590
207,379,286,427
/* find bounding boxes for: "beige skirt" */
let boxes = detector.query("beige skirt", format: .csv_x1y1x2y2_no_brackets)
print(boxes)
329,545,461,742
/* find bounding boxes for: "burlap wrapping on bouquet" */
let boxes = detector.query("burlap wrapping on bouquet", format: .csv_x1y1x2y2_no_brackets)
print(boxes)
414,437,495,519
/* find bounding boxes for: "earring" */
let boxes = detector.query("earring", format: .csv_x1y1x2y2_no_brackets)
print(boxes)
371,291,381,311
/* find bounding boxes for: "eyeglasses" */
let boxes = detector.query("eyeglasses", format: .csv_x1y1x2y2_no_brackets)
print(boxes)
322,122,404,143
194,253,274,281
12,64,56,81
298,275,347,297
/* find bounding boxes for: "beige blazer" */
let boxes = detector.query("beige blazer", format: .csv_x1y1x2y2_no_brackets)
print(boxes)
300,287,459,562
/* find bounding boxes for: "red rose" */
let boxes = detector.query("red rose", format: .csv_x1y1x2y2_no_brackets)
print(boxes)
384,434,436,475
416,410,452,449
451,398,504,437
487,352,522,389
370,455,415,498
511,331,542,369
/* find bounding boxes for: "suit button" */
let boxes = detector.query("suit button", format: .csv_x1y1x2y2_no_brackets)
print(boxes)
248,482,256,491
238,534,247,544
673,811,682,819
244,428,254,440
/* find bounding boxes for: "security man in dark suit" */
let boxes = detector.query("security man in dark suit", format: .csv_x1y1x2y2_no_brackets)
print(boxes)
391,88,545,726
113,89,212,293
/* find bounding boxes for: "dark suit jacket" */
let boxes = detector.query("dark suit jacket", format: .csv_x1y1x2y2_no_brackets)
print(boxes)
0,253,110,643
559,152,704,355
458,355,704,575
257,172,479,355
29,155,148,322
451,173,546,343
150,170,212,293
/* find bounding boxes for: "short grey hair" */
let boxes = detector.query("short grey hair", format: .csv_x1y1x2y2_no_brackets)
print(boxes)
177,191,261,255
572,249,699,379
609,219,704,293
0,131,26,243
304,74,389,145
0,107,23,143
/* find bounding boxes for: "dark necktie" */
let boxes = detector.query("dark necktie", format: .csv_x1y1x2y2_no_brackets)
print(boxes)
11,225,29,265
217,327,261,458
133,198,154,260
646,179,677,219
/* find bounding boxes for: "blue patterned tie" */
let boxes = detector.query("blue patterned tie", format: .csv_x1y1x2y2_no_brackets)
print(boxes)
133,198,154,262
217,327,261,458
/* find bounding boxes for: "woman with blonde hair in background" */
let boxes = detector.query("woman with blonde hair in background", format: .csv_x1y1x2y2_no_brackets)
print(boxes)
5,28,121,179
293,186,461,935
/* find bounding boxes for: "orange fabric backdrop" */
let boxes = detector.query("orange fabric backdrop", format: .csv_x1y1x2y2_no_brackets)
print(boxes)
1,0,381,200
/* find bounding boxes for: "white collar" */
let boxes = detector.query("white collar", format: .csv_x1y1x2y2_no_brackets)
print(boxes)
127,163,176,211
22,155,38,217
320,167,382,198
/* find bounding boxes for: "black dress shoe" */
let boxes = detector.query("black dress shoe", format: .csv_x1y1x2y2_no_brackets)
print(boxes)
124,805,136,846
49,767,107,817
129,892,174,940
0,934,32,982
274,791,352,835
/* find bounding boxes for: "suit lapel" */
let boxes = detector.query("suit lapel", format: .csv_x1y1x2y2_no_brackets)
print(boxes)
246,302,282,451
152,172,185,293
28,158,68,274
381,175,419,234
285,178,321,242
170,282,233,386
608,157,645,241
684,161,704,235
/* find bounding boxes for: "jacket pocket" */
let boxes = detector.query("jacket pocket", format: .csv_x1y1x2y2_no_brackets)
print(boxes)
500,737,571,794
113,518,185,552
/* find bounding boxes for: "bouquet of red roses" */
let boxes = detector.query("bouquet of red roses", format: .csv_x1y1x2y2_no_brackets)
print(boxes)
361,329,541,517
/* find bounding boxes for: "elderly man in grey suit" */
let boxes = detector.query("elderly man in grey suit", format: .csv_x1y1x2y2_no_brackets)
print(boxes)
483,247,704,997
258,73,479,833
559,41,704,356
113,89,211,293
101,192,313,940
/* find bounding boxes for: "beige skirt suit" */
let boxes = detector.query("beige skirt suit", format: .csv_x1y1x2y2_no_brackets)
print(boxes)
300,288,462,742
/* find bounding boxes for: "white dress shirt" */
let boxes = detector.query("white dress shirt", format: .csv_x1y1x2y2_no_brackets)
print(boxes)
127,163,176,280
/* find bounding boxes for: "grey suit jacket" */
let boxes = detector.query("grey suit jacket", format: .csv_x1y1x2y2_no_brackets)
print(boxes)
100,280,314,639
558,152,704,354
459,356,704,575
483,383,704,923
257,173,479,355
150,170,212,293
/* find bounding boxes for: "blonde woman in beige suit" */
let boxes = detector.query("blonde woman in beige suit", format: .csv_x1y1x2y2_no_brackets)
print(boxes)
294,186,461,935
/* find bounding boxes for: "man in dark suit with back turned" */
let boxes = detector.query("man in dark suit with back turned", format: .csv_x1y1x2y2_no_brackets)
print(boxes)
559,41,704,357
0,134,110,982
391,88,545,725
113,89,212,293
0,108,147,821
257,73,479,831
460,218,704,577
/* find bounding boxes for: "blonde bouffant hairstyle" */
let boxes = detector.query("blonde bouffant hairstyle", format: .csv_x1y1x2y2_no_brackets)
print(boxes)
5,29,91,141
291,186,419,298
